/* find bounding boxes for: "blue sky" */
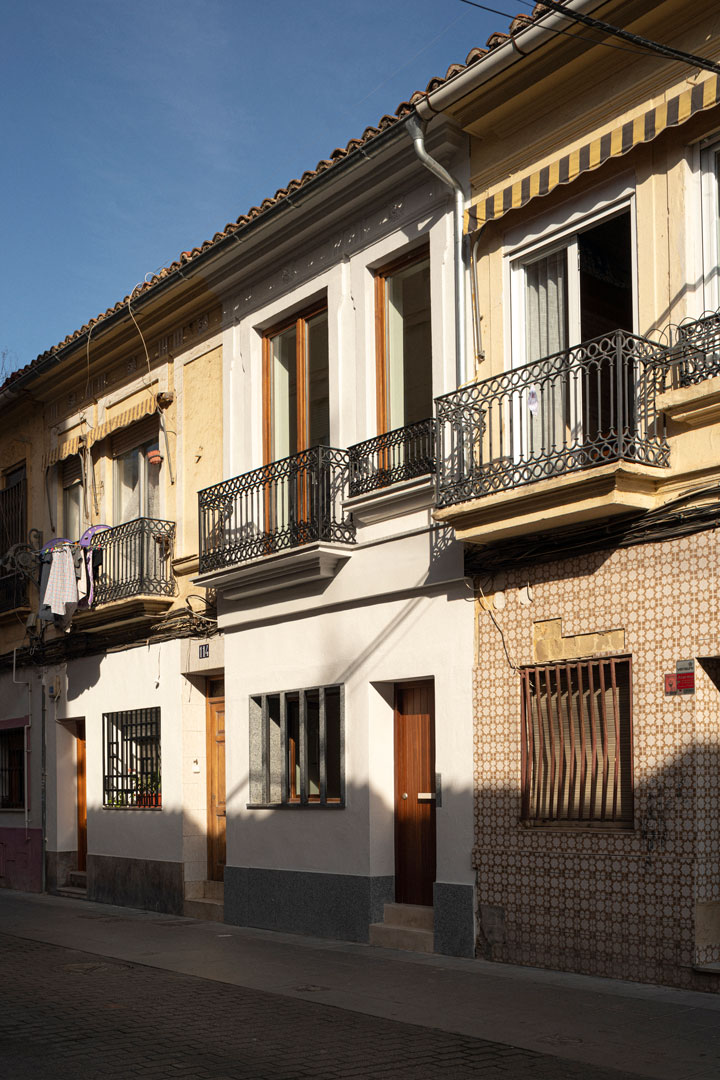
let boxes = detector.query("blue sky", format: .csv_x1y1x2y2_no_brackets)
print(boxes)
0,0,503,373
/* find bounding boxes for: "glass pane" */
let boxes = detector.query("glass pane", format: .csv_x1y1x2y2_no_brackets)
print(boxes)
145,441,161,518
115,449,141,523
325,687,341,801
385,258,432,429
525,250,568,362
306,311,329,447
63,482,82,539
272,326,298,459
306,690,320,799
287,694,300,800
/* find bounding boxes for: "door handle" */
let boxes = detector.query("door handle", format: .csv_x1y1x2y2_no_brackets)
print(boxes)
417,792,436,800
401,792,408,800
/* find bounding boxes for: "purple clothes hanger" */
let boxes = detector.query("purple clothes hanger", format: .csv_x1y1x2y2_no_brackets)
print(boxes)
79,525,111,548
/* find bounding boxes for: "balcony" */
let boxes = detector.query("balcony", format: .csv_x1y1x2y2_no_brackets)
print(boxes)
434,331,671,544
668,310,720,388
0,478,27,614
198,446,356,579
348,418,436,497
89,518,176,604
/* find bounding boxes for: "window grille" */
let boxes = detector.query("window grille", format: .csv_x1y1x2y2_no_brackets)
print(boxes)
103,708,161,808
249,686,343,807
521,657,633,826
0,728,24,809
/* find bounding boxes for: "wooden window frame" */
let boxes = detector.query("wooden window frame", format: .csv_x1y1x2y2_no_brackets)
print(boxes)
262,300,328,465
520,655,634,829
374,246,430,436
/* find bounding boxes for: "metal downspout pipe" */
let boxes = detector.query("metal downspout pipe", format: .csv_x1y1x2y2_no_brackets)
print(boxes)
406,115,467,387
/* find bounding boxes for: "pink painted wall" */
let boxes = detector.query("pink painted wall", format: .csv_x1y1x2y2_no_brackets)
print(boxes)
0,827,43,892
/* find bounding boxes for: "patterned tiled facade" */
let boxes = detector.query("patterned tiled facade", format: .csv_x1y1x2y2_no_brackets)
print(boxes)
473,528,720,991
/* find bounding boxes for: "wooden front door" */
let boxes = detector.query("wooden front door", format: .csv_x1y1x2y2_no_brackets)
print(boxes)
76,721,87,872
206,680,226,882
394,681,436,906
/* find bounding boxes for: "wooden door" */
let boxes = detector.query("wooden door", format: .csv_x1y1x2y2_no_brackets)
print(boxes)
206,680,226,882
76,721,87,872
394,681,436,906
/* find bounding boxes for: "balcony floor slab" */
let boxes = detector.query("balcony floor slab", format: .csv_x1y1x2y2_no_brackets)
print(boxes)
434,461,661,546
194,542,354,600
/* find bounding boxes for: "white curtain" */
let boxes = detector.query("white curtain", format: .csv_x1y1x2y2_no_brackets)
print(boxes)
525,250,568,362
524,251,568,457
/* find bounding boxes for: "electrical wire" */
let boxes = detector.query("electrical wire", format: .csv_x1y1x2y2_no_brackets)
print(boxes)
532,0,720,76
476,577,519,672
127,286,156,405
458,0,668,60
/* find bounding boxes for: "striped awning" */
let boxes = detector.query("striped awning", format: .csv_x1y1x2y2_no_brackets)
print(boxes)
43,434,86,469
43,395,158,469
89,395,157,449
466,74,720,233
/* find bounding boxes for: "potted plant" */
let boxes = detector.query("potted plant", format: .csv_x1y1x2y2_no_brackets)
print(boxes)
135,773,162,808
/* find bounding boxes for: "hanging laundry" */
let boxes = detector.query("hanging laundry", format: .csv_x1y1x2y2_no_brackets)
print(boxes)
43,546,79,619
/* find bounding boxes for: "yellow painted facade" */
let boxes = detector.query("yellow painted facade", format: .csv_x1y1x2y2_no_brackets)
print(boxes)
0,299,223,656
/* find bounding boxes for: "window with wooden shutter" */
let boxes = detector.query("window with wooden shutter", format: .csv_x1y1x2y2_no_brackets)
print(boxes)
62,454,83,538
521,656,633,827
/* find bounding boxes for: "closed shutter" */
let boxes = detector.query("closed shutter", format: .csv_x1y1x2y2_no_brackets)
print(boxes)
62,454,82,488
111,415,159,459
521,657,633,825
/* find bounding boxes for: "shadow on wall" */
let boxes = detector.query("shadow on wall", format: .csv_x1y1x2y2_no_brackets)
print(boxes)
472,738,720,995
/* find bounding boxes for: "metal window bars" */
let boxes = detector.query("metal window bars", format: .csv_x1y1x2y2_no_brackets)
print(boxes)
348,418,437,497
103,707,161,809
0,728,24,810
0,478,28,613
435,330,670,507
198,446,356,573
90,518,176,604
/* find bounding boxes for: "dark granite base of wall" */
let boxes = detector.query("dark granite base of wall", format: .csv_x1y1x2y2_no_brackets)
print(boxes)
225,866,393,942
46,850,78,893
433,881,476,958
87,854,183,915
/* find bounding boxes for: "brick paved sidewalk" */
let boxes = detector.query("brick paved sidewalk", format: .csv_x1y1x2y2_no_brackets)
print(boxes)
0,931,643,1080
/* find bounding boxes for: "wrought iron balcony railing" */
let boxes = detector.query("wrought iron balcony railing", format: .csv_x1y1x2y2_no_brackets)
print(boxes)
348,418,436,497
198,446,356,574
667,309,720,387
90,518,176,604
435,330,670,508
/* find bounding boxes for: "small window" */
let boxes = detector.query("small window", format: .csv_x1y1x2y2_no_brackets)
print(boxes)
0,728,24,809
520,657,633,827
249,686,343,807
103,708,161,809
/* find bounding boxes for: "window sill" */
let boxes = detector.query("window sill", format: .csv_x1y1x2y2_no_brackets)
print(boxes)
102,806,163,811
246,801,345,810
519,821,634,832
